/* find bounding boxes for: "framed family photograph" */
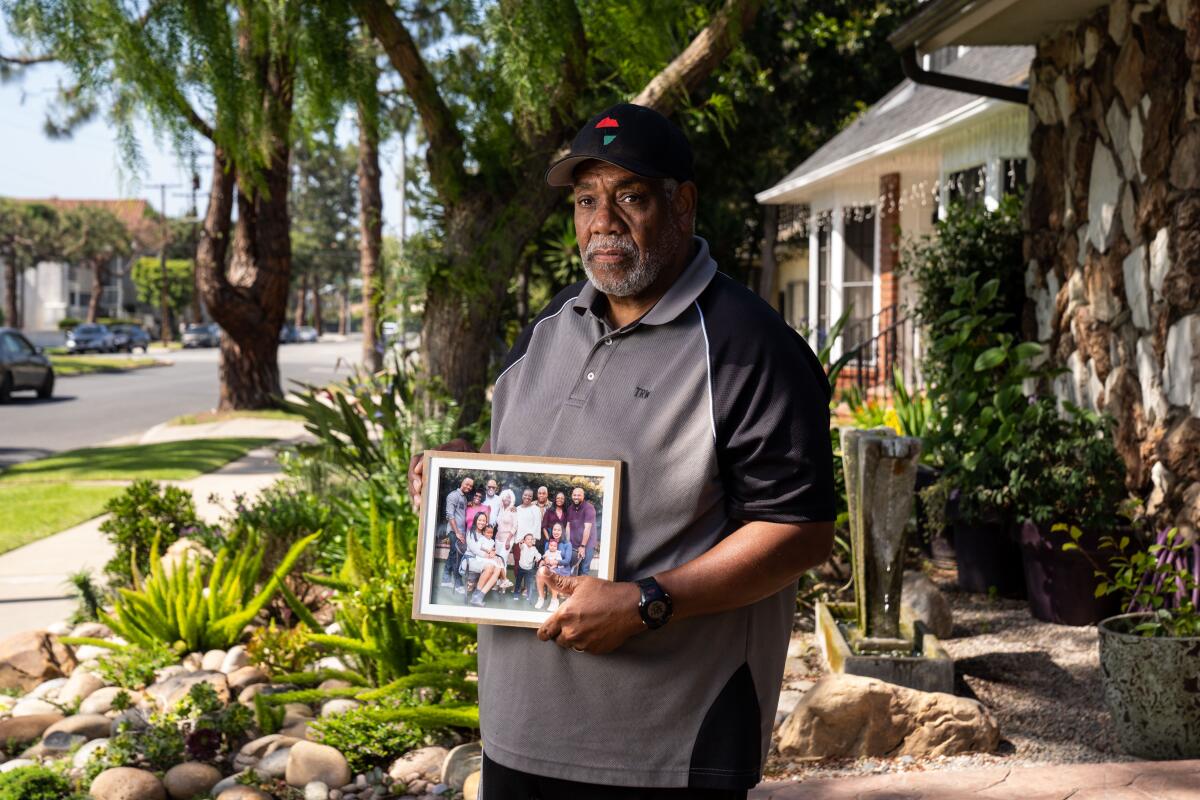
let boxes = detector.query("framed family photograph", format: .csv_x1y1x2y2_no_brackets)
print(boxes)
413,450,623,628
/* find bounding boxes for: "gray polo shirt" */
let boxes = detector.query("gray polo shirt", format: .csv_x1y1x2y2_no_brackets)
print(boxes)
480,237,834,790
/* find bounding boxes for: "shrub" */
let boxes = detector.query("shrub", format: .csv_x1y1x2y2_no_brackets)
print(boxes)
246,621,310,676
57,317,82,331
100,480,214,589
309,701,427,774
90,642,177,690
0,766,75,800
102,532,318,652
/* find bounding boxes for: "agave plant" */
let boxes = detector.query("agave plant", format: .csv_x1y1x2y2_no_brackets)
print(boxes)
101,532,319,653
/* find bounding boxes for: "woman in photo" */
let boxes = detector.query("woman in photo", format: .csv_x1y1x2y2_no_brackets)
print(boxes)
465,517,505,607
465,488,489,527
534,523,574,611
541,491,569,554
494,489,519,582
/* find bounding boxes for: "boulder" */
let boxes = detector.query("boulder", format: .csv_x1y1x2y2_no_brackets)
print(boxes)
44,712,112,741
0,713,63,746
28,676,68,699
388,745,449,783
57,667,107,706
442,742,483,790
285,740,351,789
237,684,267,706
256,745,292,778
778,674,1000,760
319,699,361,718
71,622,113,639
280,719,312,740
235,733,301,771
162,762,222,800
145,670,230,711
217,788,272,800
901,571,954,639
90,766,166,800
200,650,227,672
220,646,250,674
12,697,61,717
0,630,77,692
462,770,481,800
81,687,141,715
226,666,268,693
73,736,109,768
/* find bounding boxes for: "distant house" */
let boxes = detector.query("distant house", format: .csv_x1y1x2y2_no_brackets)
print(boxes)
0,198,159,331
888,0,1199,523
756,46,1033,394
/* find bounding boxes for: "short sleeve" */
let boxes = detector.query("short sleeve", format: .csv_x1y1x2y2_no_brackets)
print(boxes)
700,279,836,524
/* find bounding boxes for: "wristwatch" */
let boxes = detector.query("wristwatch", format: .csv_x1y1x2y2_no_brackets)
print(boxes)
636,577,673,629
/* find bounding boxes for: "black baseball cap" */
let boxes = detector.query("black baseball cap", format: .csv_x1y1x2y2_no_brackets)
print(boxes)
545,103,694,187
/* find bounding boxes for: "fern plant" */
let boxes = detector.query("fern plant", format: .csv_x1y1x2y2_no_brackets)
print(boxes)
101,532,319,653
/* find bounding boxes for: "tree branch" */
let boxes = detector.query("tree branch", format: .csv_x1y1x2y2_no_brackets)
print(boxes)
631,0,761,115
0,53,56,65
353,0,468,201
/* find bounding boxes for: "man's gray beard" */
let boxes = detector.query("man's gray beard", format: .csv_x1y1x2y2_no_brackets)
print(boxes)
581,236,674,297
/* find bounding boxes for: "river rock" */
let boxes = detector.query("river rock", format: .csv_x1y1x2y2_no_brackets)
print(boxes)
235,733,301,770
71,621,113,639
163,762,222,800
44,712,112,740
0,758,36,773
257,745,293,778
442,742,482,790
284,702,314,718
0,630,77,692
226,666,268,693
281,719,312,740
28,676,68,699
81,687,142,715
318,679,352,691
462,770,480,800
209,772,246,797
216,788,272,800
57,667,106,706
320,699,361,718
201,650,227,672
901,571,954,639
0,713,63,745
41,730,87,753
73,736,109,768
90,766,166,800
389,746,449,783
145,670,230,710
220,646,250,674
285,740,351,788
12,696,61,716
778,674,1000,759
304,781,329,800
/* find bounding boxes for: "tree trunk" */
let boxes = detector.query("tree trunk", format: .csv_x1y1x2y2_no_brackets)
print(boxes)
758,203,778,304
87,259,106,322
191,261,203,322
4,262,17,328
358,92,384,373
294,273,308,327
339,287,349,335
312,274,323,334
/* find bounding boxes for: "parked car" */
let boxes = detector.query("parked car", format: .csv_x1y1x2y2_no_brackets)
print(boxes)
182,323,221,348
65,323,116,353
111,324,151,353
296,325,319,343
279,323,298,344
0,328,54,401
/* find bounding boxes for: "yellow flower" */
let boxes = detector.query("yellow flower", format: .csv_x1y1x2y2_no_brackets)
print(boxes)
883,407,903,436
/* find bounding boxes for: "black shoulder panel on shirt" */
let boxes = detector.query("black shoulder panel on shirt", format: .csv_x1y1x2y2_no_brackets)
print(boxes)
500,280,587,376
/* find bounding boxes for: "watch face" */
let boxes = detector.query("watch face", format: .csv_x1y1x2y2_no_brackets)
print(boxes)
647,600,667,621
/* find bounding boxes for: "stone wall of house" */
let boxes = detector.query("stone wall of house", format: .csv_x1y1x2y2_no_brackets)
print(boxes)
1024,0,1200,527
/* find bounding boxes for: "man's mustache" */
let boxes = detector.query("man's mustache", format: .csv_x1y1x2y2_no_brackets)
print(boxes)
584,237,638,261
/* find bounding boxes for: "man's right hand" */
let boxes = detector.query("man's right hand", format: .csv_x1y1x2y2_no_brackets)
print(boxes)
407,437,476,511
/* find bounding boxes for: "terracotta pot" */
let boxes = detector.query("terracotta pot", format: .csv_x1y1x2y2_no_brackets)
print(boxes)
1098,613,1200,759
953,516,1026,598
1019,521,1122,625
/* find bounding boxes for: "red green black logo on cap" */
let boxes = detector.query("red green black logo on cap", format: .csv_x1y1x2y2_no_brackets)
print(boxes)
596,116,618,146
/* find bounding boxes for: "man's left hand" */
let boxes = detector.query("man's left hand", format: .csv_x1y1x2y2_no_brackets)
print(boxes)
536,575,643,655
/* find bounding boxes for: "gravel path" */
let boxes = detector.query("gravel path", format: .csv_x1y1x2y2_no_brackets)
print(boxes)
765,567,1139,781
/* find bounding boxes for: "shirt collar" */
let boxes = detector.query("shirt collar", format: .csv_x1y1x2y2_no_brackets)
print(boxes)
573,236,717,328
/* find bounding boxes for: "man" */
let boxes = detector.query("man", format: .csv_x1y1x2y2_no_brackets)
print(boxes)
564,486,598,577
515,488,543,547
483,478,502,520
412,103,834,798
441,475,473,593
535,485,551,512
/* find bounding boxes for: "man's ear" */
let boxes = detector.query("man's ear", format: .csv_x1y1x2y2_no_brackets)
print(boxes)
672,181,698,234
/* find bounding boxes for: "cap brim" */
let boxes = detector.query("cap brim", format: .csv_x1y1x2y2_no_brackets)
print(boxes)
544,154,673,187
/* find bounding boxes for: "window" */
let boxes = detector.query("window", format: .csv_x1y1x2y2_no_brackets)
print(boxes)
842,208,875,353
948,165,986,208
2,333,32,358
784,280,809,331
1002,158,1027,196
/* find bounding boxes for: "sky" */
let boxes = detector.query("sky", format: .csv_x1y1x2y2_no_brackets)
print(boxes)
0,31,412,235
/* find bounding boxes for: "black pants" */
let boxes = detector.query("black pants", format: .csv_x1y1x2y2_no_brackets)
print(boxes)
480,753,749,800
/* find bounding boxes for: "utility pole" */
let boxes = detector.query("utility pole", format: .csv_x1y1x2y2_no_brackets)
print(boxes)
146,182,181,346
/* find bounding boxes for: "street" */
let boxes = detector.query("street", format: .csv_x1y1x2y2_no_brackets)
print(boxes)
0,336,362,468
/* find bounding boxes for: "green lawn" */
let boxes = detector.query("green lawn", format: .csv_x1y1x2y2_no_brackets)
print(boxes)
168,409,302,426
0,483,124,555
0,438,274,483
50,355,165,376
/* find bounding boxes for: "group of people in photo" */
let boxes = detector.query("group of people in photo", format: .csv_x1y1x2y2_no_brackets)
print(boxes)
439,475,599,609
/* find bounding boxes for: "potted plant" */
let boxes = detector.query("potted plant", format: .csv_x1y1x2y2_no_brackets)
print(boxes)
1089,527,1200,758
1004,397,1126,624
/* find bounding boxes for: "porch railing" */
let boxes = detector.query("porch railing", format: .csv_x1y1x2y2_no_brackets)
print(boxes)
834,304,919,403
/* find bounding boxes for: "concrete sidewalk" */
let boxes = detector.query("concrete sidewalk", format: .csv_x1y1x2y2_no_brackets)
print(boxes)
0,419,311,638
752,759,1200,799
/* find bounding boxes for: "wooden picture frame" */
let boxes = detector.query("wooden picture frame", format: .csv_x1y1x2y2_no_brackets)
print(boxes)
413,450,623,628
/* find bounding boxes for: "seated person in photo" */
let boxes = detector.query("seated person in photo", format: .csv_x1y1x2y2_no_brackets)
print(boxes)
534,526,574,612
515,533,541,601
465,519,505,607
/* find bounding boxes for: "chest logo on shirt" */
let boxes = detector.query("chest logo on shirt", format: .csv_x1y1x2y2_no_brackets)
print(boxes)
634,386,651,399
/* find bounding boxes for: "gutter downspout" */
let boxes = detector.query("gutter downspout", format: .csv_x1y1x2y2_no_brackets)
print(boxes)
900,46,1028,105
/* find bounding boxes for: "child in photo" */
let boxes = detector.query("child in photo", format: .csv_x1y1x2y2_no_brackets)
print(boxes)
534,525,574,611
515,533,541,602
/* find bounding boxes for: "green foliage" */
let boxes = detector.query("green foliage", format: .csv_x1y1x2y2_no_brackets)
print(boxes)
0,200,61,327
88,642,177,691
246,621,310,677
130,257,195,330
1083,526,1200,637
57,316,83,331
0,765,75,800
309,701,428,774
899,197,1050,524
101,532,318,652
99,479,212,589
58,205,133,282
66,568,103,623
1003,398,1126,532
